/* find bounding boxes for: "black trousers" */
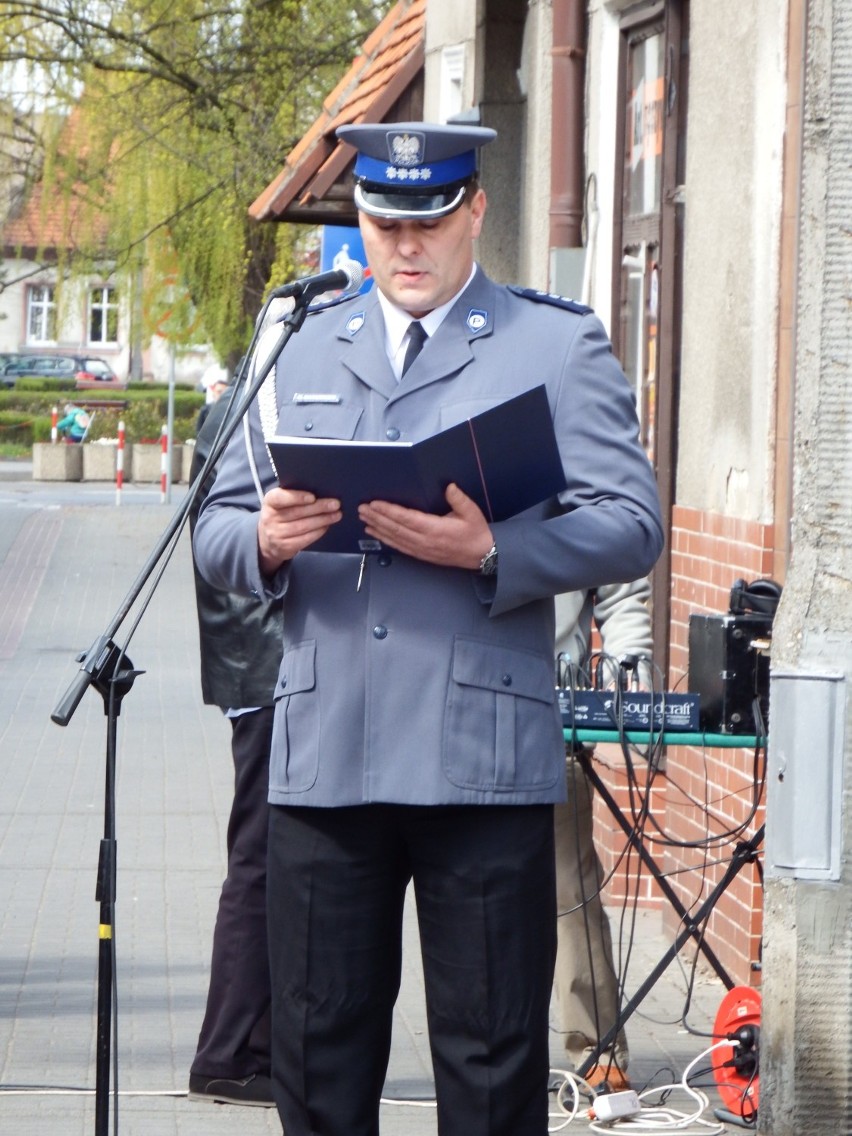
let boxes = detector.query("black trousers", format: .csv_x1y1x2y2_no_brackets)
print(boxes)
191,707,273,1078
267,802,556,1136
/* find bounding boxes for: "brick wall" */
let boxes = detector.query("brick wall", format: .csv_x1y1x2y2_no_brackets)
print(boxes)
592,505,776,988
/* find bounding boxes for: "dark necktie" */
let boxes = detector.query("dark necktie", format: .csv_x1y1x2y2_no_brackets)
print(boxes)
401,320,428,376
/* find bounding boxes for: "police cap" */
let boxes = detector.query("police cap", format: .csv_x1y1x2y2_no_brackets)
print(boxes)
336,121,497,220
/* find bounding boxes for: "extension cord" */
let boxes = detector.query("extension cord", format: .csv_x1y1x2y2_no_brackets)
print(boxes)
588,1089,642,1121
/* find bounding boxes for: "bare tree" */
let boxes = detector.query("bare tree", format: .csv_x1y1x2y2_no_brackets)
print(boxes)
0,0,390,367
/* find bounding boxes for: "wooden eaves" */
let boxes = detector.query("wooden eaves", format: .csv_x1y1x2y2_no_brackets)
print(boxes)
248,0,425,228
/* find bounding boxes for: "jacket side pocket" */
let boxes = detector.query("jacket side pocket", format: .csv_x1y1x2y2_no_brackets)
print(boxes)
443,636,560,792
271,639,320,793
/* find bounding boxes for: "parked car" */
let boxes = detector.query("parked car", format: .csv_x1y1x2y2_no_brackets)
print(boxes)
0,353,126,390
72,358,126,391
0,353,26,388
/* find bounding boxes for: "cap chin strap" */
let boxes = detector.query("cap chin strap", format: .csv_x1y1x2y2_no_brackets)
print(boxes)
354,183,467,220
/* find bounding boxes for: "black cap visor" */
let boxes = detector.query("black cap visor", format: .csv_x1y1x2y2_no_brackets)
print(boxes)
354,181,468,220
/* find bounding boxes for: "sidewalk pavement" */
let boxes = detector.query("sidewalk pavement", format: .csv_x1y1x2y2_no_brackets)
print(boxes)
0,476,738,1135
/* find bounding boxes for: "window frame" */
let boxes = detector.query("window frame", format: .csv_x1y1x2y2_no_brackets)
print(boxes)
26,284,57,345
439,45,466,124
611,0,689,673
88,284,119,347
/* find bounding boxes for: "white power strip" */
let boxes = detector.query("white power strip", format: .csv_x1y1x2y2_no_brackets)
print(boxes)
589,1089,642,1121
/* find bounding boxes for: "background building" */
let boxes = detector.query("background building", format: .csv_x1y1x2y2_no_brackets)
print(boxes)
0,109,224,388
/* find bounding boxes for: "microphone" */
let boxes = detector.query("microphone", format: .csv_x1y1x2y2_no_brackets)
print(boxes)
271,258,364,302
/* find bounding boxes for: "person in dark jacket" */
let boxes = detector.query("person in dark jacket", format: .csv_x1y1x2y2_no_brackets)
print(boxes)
187,383,283,1108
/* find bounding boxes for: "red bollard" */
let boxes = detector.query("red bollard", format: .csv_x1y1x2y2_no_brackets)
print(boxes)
160,424,168,503
51,406,58,443
115,420,125,506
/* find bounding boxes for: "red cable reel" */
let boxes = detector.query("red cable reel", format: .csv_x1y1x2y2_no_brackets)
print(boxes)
713,985,761,1119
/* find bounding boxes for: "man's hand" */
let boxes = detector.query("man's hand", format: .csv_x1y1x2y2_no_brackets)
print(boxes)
258,487,342,575
358,483,494,569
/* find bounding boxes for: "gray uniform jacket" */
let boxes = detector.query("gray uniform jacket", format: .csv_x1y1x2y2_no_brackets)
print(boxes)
555,578,654,688
193,267,664,808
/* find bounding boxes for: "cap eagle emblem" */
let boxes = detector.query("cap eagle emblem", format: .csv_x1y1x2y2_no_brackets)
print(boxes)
390,133,423,167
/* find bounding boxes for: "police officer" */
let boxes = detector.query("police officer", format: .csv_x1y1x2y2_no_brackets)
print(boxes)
193,121,663,1136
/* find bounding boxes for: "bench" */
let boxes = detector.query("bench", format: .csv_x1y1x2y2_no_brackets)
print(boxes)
74,398,129,413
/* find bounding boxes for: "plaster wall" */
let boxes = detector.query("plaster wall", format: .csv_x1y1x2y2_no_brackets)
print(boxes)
585,2,629,335
424,0,577,292
0,260,25,351
145,336,222,389
423,0,480,122
514,0,552,290
760,1,852,1122
425,0,529,284
423,0,480,58
677,0,787,520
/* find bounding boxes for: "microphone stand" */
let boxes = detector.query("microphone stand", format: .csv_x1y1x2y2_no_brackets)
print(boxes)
50,284,316,1136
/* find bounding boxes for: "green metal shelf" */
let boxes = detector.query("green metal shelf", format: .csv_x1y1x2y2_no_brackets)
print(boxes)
564,729,764,747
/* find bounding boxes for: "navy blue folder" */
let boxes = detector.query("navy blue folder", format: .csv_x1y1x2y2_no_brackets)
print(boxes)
267,384,567,553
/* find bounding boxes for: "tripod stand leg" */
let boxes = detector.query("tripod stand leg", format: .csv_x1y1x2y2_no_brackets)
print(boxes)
87,648,142,1136
95,804,116,1135
576,747,735,987
95,892,113,1135
576,825,765,1080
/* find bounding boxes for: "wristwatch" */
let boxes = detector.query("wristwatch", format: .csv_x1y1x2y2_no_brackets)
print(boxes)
478,542,498,576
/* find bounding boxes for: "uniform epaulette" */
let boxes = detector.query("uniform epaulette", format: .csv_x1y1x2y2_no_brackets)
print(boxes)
507,285,592,315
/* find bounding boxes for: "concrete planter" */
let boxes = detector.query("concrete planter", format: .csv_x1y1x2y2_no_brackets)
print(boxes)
181,441,196,484
32,442,83,481
131,441,182,483
82,440,133,481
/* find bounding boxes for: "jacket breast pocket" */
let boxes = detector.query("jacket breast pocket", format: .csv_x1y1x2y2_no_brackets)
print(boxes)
443,637,560,792
276,402,363,440
271,640,320,793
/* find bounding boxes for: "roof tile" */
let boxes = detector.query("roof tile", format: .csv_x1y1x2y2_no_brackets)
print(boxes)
2,106,109,255
249,0,425,222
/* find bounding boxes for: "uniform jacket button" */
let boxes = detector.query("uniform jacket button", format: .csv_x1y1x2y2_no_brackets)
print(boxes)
385,427,401,441
501,673,513,687
378,553,392,567
373,625,388,640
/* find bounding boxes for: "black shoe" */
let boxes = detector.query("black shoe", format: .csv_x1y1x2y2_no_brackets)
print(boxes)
188,1072,275,1107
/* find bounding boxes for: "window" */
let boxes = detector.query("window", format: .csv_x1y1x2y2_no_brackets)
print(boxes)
439,46,465,124
611,0,689,665
89,285,119,345
27,285,56,343
617,22,666,456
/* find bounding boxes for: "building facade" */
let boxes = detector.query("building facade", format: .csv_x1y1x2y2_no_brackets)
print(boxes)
421,0,795,991
0,110,224,388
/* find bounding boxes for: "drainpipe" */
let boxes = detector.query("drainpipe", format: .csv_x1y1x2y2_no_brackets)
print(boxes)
549,0,586,293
